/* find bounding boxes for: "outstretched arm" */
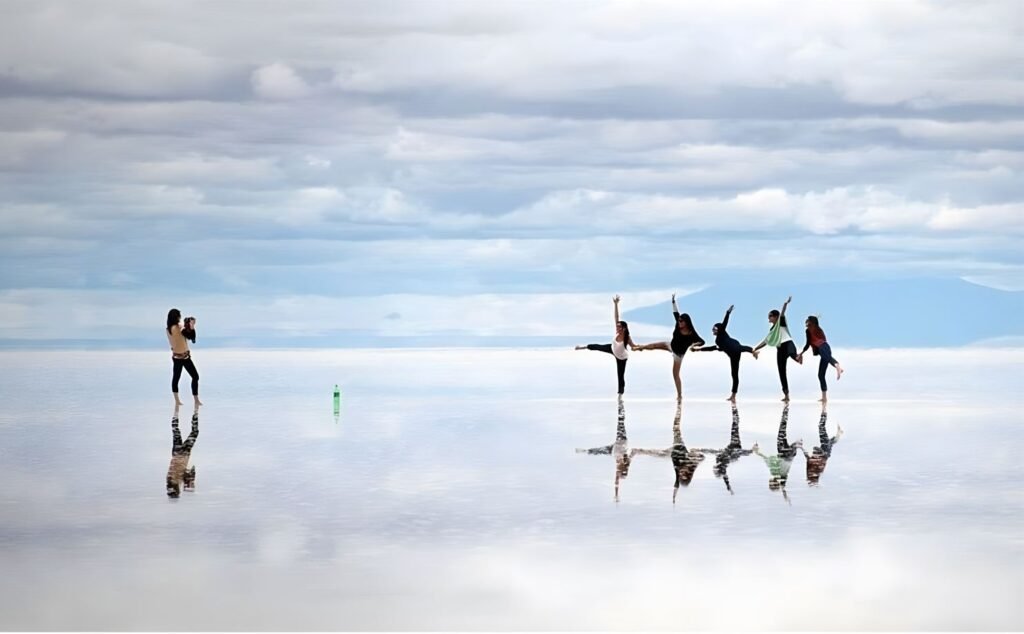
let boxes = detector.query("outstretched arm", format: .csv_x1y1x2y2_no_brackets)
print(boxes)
613,295,620,325
780,295,792,318
671,293,679,319
722,304,734,330
696,344,718,352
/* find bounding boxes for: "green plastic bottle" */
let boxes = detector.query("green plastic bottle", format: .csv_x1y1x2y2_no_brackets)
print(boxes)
333,384,341,417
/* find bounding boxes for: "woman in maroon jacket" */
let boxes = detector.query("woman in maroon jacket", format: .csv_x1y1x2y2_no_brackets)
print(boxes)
797,315,844,402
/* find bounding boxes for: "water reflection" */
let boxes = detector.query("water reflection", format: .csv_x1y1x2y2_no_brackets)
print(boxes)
703,404,757,494
166,405,199,499
802,405,843,486
575,395,631,502
753,404,800,504
629,402,707,504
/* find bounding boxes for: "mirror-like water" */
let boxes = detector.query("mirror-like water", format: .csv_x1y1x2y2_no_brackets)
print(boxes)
0,349,1021,630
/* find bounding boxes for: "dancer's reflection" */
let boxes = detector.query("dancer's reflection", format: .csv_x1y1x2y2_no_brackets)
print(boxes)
576,395,631,502
801,404,843,486
753,404,802,503
702,403,758,494
166,404,199,498
630,402,707,504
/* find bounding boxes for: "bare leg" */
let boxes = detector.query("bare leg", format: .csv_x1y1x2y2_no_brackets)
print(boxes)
672,356,682,400
638,341,671,352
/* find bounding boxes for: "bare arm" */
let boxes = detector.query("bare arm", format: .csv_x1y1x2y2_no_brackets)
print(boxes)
780,295,792,319
671,293,679,318
613,295,620,326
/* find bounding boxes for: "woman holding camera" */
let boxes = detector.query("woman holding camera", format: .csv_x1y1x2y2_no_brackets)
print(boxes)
166,308,202,407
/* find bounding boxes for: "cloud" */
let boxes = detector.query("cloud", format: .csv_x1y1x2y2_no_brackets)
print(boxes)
251,63,313,100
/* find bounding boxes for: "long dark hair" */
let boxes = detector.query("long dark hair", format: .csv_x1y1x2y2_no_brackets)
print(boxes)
166,309,181,333
769,309,788,328
677,312,702,340
806,315,820,328
617,320,634,347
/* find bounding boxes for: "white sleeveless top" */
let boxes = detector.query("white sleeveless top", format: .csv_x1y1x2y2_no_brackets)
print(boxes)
611,338,629,360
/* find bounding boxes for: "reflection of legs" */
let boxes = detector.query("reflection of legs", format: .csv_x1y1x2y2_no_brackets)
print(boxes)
777,406,791,453
184,412,199,450
616,358,627,395
818,409,831,456
171,414,182,451
729,404,741,448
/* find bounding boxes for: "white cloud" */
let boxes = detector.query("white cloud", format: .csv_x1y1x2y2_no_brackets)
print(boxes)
251,62,312,100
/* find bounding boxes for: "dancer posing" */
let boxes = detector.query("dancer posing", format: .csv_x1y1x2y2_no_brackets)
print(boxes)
629,402,708,504
575,295,636,395
801,404,843,486
797,315,844,403
166,309,202,407
752,296,801,402
753,404,802,504
634,293,705,400
575,396,631,502
696,305,759,402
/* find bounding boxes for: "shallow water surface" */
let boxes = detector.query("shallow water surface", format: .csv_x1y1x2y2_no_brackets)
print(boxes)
0,348,1021,630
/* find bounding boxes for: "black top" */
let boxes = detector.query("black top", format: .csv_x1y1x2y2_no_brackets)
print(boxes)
671,311,705,356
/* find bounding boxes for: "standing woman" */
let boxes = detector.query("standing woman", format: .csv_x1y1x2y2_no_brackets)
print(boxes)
575,295,636,395
634,293,705,400
752,296,802,402
696,305,759,402
797,315,844,403
166,309,202,408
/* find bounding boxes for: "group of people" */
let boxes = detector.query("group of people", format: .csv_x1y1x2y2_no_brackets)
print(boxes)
576,295,844,402
577,399,842,503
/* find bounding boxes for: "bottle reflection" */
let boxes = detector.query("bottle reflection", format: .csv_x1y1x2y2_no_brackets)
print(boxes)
703,403,757,494
753,404,802,504
630,402,707,504
576,395,631,502
801,403,843,486
166,404,199,498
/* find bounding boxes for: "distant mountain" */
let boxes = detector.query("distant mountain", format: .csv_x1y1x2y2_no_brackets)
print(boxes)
623,278,1024,348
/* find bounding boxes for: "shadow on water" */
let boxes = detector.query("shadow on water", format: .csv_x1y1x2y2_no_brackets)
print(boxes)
166,404,199,499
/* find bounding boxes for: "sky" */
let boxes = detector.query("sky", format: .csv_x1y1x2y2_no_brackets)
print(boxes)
0,0,1022,345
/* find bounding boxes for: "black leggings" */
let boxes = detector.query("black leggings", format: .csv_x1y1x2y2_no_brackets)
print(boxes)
726,346,753,394
777,341,798,394
172,357,199,396
817,343,839,392
586,344,627,394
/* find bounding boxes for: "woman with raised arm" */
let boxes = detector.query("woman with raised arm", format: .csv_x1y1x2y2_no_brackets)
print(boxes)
633,293,705,400
575,295,636,395
696,305,759,402
166,308,202,408
752,296,802,402
797,315,844,403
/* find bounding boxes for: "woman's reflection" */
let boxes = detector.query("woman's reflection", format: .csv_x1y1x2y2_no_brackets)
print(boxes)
753,404,801,504
166,404,199,498
576,395,631,502
801,403,843,486
630,402,707,504
703,403,757,494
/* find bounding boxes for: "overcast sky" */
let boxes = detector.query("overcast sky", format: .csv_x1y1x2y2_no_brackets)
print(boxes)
1,0,1022,342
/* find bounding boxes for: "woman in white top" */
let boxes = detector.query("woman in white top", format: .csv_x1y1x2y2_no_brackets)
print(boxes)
166,308,202,407
575,295,636,395
752,296,801,402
